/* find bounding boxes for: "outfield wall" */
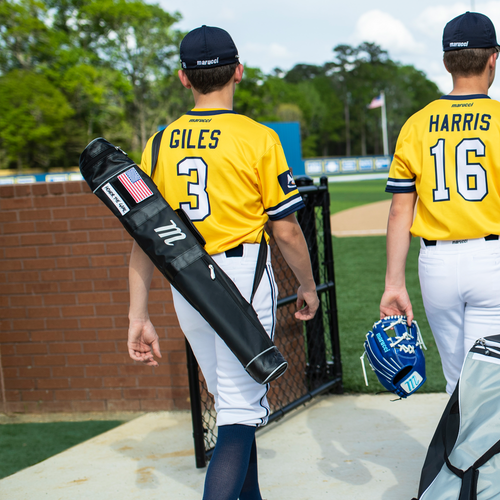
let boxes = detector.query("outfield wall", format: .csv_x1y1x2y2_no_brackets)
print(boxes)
0,181,189,414
304,155,391,177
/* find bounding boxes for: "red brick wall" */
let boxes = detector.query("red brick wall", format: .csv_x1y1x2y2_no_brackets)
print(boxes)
0,181,188,414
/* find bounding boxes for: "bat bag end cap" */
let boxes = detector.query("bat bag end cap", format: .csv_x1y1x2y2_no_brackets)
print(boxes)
245,346,288,384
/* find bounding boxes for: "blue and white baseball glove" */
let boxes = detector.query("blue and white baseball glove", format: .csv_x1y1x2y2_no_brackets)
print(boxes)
361,315,427,398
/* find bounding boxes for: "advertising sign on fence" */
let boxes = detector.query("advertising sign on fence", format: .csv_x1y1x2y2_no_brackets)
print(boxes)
0,171,84,185
304,156,391,177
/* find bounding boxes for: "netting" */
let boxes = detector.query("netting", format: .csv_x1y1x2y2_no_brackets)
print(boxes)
187,177,343,467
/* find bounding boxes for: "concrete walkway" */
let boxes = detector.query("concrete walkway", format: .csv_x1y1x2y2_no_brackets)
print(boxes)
0,393,449,500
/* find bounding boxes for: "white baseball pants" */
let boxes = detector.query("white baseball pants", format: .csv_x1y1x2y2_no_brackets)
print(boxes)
171,243,277,427
418,236,500,394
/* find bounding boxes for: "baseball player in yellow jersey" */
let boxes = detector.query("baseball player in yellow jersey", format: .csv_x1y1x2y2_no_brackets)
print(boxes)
380,11,500,395
127,26,319,500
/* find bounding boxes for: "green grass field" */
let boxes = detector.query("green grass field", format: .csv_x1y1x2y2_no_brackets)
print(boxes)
328,178,392,214
0,177,445,479
0,421,123,479
328,179,446,393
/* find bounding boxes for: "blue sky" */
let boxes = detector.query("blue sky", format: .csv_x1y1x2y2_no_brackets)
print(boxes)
156,0,500,99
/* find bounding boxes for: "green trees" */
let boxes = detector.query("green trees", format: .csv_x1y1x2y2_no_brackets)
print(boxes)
336,42,441,158
233,43,441,159
243,43,441,159
0,2,441,170
0,0,182,169
68,0,183,152
0,71,73,169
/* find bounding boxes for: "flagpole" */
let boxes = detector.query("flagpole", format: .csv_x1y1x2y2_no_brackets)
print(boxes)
381,91,388,155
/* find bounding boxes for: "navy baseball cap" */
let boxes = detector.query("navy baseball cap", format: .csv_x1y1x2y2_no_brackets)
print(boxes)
443,12,499,51
180,25,239,69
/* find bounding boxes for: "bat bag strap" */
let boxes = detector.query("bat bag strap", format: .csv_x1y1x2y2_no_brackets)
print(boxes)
151,129,165,178
250,233,268,304
149,128,206,247
443,427,500,499
151,128,268,306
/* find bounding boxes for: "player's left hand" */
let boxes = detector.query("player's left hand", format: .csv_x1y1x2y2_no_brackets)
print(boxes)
295,286,319,321
127,318,162,366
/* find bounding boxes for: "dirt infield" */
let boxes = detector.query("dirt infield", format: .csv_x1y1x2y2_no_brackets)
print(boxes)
330,199,391,237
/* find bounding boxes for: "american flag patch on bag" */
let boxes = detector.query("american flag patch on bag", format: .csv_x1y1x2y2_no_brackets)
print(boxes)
117,168,153,203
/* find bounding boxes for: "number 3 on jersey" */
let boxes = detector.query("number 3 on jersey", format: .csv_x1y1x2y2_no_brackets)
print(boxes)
431,138,488,202
177,157,211,221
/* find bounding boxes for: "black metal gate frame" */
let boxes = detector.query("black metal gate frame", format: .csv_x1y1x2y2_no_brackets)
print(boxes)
186,175,343,468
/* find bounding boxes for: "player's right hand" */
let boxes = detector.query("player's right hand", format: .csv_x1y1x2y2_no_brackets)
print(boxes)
380,286,414,326
127,318,162,366
295,286,320,321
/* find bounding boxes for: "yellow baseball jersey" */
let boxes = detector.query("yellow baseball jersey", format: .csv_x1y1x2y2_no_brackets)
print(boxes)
387,94,500,240
140,108,304,255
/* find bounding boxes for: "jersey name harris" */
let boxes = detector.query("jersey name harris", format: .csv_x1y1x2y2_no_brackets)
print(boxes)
429,113,491,133
170,128,221,149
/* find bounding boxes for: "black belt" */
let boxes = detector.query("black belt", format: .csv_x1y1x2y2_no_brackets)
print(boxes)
225,244,244,257
423,235,499,247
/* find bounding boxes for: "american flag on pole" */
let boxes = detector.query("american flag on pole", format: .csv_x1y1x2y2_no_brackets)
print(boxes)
117,168,153,203
367,94,384,109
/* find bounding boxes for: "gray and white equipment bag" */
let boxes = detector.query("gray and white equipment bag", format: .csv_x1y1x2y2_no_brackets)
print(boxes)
413,334,500,500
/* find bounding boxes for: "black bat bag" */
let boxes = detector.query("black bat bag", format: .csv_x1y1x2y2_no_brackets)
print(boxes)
79,137,287,385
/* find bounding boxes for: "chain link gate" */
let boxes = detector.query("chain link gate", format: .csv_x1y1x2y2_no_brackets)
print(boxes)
185,175,343,468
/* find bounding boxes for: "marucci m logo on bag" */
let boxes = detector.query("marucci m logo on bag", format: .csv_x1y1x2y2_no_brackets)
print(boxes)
102,183,130,215
154,221,187,246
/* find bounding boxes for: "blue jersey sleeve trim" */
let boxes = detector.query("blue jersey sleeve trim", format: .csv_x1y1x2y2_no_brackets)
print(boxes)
386,185,416,193
385,176,416,193
267,193,305,220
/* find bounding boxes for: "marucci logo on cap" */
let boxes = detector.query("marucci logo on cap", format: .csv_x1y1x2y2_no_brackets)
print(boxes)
197,57,219,66
450,41,469,47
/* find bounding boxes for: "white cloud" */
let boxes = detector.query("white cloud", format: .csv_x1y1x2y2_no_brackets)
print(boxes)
352,10,425,56
217,8,237,22
412,2,500,95
244,43,292,58
152,0,500,90
415,3,469,40
480,1,500,38
268,43,291,58
242,42,293,67
416,3,500,44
